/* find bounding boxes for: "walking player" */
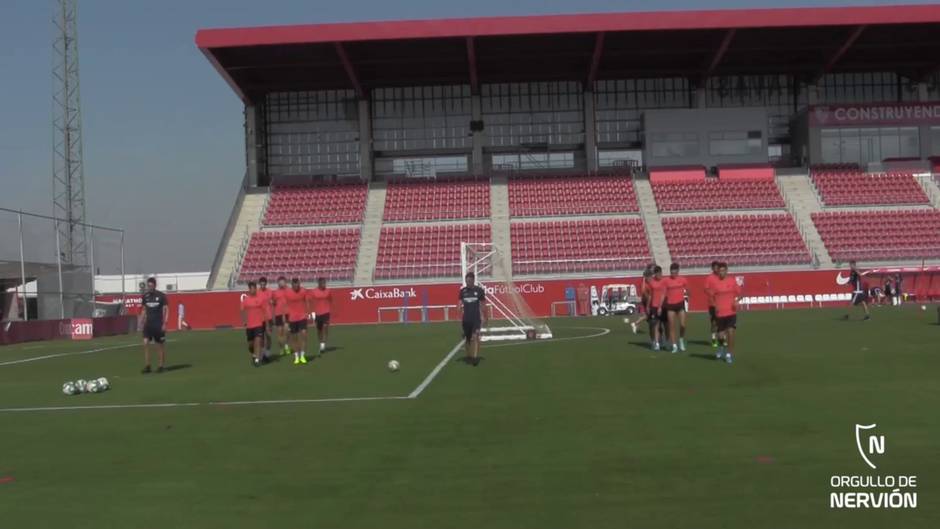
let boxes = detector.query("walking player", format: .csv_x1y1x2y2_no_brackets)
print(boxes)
308,277,333,354
140,277,169,374
240,281,268,367
458,272,487,366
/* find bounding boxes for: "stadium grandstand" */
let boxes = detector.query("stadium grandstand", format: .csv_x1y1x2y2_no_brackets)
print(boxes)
196,4,940,290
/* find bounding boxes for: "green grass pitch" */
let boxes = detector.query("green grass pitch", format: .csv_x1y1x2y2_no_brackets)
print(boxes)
0,306,938,528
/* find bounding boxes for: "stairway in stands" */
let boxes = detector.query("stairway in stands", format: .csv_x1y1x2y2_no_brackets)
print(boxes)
914,173,940,210
353,181,387,286
776,171,833,268
632,177,671,266
488,175,512,280
210,192,267,290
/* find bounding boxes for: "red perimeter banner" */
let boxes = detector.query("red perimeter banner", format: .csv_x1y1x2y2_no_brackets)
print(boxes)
809,102,940,127
97,269,940,331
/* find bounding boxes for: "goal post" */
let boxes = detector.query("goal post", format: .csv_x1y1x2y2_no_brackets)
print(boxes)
460,242,552,341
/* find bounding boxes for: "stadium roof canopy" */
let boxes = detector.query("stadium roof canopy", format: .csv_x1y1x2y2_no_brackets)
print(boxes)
196,4,940,103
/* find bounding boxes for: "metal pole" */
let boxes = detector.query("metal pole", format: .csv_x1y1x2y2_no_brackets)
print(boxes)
54,218,65,319
18,213,28,321
88,226,96,313
120,230,126,310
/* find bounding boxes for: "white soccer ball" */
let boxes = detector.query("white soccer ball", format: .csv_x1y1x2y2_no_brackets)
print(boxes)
75,379,87,393
62,382,77,396
387,360,400,372
921,305,927,311
96,377,110,390
85,380,100,393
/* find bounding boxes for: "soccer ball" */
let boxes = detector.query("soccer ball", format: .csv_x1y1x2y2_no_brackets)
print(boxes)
62,382,77,396
75,379,87,393
387,360,400,372
86,380,100,393
921,305,927,311
96,377,110,390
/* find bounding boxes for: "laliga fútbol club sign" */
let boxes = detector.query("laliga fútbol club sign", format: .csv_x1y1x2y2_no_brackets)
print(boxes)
829,424,918,509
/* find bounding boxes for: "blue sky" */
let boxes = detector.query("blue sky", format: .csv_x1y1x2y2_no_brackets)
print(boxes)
0,0,933,272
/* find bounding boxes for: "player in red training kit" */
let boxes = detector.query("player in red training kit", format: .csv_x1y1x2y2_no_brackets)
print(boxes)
663,262,689,353
240,281,268,368
712,262,742,364
284,278,311,365
702,260,721,348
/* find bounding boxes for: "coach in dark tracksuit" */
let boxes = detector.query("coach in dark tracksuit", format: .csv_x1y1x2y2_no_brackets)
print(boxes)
458,272,487,367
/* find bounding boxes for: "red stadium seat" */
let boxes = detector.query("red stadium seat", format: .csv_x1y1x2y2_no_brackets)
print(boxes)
651,178,785,212
262,183,368,226
374,224,491,279
811,209,940,262
508,174,639,217
384,179,490,221
238,228,361,282
510,218,650,274
661,214,811,267
810,165,928,207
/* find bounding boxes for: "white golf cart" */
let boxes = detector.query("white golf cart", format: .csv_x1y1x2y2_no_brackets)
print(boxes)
590,284,640,316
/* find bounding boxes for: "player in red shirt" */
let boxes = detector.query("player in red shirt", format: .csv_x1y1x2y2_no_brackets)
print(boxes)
271,276,291,355
702,260,721,348
257,277,274,358
284,278,311,365
629,264,654,335
308,277,334,354
663,263,689,353
646,265,668,351
712,262,742,364
240,281,268,368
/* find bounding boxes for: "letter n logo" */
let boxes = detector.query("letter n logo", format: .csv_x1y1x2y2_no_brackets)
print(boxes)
855,423,885,469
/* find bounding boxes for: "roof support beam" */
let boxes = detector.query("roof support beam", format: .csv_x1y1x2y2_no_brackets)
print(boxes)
466,37,479,94
817,25,866,81
334,42,365,99
587,32,605,85
704,29,735,77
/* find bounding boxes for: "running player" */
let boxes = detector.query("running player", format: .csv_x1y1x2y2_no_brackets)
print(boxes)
285,278,310,364
712,262,741,364
647,266,668,351
458,272,487,366
240,281,267,367
844,261,871,321
308,277,333,354
702,260,721,348
257,277,274,357
140,277,168,374
272,276,291,355
629,264,655,334
663,262,689,353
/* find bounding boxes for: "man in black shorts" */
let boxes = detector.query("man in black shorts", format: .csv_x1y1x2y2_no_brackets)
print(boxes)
458,272,487,366
140,277,168,374
844,261,871,321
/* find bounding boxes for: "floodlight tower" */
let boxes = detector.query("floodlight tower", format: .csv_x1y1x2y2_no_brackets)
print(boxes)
52,0,88,267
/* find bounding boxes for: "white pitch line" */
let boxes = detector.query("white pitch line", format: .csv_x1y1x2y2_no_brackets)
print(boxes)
408,340,465,399
209,395,410,406
0,395,410,413
0,341,151,367
0,402,202,413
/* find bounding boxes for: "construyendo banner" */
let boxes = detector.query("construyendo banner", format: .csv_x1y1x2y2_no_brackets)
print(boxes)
97,269,940,331
809,102,940,127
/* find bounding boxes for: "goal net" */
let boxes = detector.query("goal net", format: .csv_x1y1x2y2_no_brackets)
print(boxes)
460,242,552,341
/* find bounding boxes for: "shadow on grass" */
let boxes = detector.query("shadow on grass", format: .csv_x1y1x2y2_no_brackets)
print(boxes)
688,353,720,362
161,364,193,372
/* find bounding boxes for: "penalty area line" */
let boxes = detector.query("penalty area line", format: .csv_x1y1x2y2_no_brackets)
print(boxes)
408,340,465,399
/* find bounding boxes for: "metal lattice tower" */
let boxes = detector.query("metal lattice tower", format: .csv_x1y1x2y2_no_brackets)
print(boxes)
52,0,88,267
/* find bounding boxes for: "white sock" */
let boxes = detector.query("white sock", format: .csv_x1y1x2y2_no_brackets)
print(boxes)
711,332,717,340
300,350,306,358
294,351,299,359
320,342,325,351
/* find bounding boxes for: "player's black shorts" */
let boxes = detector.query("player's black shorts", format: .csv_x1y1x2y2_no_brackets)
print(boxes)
851,292,869,306
245,326,265,341
462,319,481,340
716,315,737,332
274,315,285,326
708,306,716,320
648,307,662,323
664,302,685,313
142,323,165,344
289,319,307,334
315,313,331,331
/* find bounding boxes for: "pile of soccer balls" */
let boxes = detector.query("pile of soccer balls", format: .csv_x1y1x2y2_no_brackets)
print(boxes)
62,377,110,396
